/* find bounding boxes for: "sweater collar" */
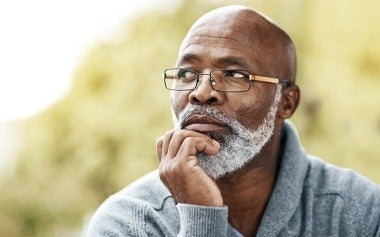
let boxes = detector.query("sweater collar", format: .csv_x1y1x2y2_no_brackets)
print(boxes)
256,120,309,237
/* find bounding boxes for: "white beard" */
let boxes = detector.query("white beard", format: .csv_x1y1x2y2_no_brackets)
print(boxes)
173,85,282,180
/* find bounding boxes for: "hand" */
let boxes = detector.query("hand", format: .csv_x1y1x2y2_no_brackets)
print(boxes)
156,129,223,207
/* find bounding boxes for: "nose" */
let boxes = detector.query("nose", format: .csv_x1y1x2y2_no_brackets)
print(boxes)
189,74,223,105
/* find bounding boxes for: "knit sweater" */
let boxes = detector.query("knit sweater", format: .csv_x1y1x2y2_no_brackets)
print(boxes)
87,122,380,237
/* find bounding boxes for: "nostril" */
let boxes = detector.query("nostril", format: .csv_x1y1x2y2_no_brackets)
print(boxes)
190,94,218,105
207,97,217,103
191,96,200,103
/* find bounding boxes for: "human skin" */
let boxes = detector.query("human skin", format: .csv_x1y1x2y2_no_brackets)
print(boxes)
156,5,300,236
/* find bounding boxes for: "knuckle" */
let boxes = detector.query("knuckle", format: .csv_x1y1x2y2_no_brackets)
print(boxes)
159,163,170,180
181,136,194,146
158,166,166,179
170,130,186,142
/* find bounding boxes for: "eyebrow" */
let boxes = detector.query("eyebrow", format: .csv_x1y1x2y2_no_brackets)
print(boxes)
177,53,200,65
178,53,250,69
215,56,250,69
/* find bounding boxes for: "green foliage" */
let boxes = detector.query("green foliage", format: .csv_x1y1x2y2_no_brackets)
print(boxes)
0,0,379,236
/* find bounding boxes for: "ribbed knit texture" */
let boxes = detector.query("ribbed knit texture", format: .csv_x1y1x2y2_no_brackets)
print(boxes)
177,204,228,236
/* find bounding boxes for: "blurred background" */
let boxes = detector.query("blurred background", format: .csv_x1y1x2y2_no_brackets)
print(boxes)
0,0,379,236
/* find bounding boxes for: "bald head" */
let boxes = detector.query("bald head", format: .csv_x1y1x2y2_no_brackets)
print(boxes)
178,5,297,83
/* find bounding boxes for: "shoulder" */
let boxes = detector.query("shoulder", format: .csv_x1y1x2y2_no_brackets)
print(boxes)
304,155,380,235
278,122,379,236
282,121,379,202
305,155,380,197
87,170,178,237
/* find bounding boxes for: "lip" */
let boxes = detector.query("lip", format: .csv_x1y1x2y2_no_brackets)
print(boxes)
183,115,226,133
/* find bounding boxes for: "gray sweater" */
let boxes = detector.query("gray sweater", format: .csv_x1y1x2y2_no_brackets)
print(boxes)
87,122,380,236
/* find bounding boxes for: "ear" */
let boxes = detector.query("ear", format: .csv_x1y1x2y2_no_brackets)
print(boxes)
277,85,300,119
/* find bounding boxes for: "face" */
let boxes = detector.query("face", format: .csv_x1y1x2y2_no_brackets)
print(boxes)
171,7,282,132
170,7,291,178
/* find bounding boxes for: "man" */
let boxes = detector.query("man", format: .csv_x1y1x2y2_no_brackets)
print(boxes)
87,5,380,237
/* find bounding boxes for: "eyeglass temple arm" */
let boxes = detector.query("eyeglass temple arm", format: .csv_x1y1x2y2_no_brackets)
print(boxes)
249,75,291,85
164,73,176,79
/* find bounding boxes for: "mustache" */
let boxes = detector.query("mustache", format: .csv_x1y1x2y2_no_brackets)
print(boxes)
177,105,237,130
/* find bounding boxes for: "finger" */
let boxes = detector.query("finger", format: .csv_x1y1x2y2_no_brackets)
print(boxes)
203,139,220,155
167,130,216,157
160,130,175,159
177,136,220,158
167,130,195,157
156,136,164,162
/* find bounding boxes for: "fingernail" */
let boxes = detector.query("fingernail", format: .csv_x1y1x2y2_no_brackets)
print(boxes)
212,139,220,148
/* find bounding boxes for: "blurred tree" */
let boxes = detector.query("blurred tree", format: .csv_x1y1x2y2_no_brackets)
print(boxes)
0,0,379,236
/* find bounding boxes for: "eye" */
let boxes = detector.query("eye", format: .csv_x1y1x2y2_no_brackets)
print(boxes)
224,70,249,78
177,69,196,79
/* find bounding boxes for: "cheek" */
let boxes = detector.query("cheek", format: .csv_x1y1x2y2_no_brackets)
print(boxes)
234,94,273,129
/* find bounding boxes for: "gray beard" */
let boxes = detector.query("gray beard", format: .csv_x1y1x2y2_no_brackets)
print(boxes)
173,85,282,180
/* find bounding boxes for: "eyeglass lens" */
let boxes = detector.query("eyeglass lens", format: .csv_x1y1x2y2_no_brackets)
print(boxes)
164,69,251,92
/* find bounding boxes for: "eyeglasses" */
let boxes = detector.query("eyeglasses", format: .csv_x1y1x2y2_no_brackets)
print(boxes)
163,68,291,92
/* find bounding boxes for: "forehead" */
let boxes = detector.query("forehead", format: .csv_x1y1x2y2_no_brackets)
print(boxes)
178,34,253,68
176,9,272,71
